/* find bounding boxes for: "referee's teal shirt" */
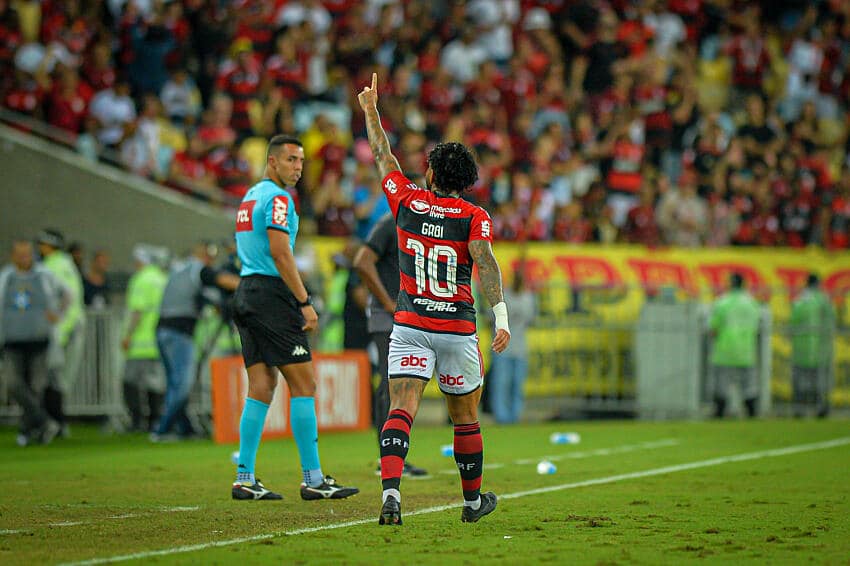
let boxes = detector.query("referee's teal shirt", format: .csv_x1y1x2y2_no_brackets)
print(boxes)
235,179,299,277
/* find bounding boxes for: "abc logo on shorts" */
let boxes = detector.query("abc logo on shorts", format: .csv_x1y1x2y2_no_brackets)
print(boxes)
400,355,428,368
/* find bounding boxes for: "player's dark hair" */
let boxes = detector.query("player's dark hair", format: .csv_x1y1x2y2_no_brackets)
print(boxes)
267,135,302,159
807,273,819,288
730,273,744,289
427,142,479,194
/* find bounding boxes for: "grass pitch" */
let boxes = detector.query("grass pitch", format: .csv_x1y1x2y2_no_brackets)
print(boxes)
1,418,848,565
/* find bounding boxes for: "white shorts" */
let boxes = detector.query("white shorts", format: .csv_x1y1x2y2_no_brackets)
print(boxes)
388,325,483,396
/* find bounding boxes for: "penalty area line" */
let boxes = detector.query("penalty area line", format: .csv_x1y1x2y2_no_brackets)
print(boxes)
61,436,850,566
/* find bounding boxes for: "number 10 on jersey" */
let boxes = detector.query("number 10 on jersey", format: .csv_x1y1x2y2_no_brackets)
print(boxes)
406,237,458,298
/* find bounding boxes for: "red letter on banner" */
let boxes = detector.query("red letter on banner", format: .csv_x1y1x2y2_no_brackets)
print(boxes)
554,256,622,289
626,258,696,296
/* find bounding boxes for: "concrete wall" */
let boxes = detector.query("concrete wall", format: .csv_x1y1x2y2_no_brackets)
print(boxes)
0,124,233,271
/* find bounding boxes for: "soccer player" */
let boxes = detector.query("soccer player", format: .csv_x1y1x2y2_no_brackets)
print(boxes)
231,135,359,501
357,74,511,525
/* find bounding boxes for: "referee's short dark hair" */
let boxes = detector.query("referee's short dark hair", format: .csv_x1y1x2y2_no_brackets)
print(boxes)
267,135,302,160
427,142,479,193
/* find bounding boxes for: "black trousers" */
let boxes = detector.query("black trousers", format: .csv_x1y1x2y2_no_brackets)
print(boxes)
4,341,50,434
370,331,391,445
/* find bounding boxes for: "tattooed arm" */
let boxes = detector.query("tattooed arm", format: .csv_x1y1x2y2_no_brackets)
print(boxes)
469,239,511,353
469,240,504,307
357,73,401,179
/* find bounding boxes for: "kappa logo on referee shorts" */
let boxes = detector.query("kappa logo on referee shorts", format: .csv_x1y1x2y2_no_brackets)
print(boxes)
292,345,309,356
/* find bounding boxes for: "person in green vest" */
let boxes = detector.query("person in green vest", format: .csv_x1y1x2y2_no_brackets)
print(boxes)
121,245,168,432
789,274,836,418
37,229,85,437
709,273,763,418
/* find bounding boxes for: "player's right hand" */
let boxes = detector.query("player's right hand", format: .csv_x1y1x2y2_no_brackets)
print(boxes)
492,328,511,354
357,72,378,111
301,305,319,331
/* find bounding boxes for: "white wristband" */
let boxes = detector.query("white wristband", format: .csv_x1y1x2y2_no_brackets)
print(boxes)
492,301,510,334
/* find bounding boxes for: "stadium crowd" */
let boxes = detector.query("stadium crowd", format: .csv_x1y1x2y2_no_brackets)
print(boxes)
2,0,850,249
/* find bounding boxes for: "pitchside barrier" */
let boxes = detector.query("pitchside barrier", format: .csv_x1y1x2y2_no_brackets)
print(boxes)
304,238,850,413
0,307,373,438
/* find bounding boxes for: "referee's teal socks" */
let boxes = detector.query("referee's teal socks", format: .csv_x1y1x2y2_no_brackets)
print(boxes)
291,397,324,487
236,397,269,484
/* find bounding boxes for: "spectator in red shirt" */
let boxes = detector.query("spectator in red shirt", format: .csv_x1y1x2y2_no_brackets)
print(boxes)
623,182,661,246
635,58,673,163
779,178,818,248
316,122,348,181
4,69,44,119
726,18,771,100
824,169,850,249
552,201,593,243
313,171,355,237
215,38,261,138
206,141,253,199
264,31,307,101
46,65,92,134
81,40,116,92
196,93,237,152
168,135,221,201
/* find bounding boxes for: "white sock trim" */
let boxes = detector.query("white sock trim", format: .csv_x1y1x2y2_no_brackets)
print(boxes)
463,496,481,510
382,489,401,504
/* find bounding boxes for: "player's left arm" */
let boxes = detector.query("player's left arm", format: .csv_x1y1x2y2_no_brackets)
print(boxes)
469,239,510,354
358,73,401,179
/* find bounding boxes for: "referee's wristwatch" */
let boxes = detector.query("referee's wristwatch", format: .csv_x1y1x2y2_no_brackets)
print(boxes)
297,295,313,308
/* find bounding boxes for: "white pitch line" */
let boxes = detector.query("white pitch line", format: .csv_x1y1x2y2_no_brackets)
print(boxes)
45,506,200,529
0,529,24,535
60,435,850,566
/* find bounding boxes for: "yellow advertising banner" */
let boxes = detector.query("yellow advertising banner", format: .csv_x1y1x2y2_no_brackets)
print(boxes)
308,238,850,404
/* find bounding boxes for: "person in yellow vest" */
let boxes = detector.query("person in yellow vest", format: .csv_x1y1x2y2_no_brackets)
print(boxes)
122,245,168,432
37,229,85,437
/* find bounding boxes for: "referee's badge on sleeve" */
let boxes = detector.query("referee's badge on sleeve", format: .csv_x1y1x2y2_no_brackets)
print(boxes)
272,196,289,227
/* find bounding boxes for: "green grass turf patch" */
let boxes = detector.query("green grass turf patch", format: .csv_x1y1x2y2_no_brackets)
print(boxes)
0,419,848,565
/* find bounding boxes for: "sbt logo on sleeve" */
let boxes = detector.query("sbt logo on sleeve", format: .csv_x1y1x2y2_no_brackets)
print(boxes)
385,178,398,193
272,196,288,227
400,355,428,368
439,373,464,386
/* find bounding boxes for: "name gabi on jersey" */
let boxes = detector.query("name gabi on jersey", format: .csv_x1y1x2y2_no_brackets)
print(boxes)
421,222,443,238
413,297,457,312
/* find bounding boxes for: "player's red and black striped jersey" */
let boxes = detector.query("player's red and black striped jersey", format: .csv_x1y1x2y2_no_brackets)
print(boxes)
382,171,493,335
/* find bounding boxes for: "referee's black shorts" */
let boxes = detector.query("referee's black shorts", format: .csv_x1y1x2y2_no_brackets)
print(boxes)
232,275,312,367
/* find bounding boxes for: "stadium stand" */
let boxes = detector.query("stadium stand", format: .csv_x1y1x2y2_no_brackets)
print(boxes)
1,0,848,248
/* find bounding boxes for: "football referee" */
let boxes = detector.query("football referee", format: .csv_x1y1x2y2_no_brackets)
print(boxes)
231,135,358,501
